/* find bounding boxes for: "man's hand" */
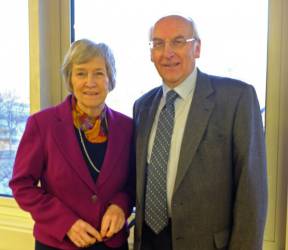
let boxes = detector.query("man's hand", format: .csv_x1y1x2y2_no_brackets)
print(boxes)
100,204,125,239
67,219,102,248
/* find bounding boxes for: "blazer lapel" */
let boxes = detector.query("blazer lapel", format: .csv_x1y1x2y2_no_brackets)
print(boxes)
173,71,215,194
95,108,125,188
52,96,96,192
136,88,162,206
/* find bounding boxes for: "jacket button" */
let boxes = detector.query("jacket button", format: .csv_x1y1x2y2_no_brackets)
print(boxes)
91,194,97,203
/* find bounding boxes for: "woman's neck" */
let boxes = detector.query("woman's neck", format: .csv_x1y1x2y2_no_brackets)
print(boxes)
78,103,105,117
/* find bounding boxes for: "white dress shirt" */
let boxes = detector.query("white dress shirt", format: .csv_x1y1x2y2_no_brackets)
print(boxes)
147,68,197,215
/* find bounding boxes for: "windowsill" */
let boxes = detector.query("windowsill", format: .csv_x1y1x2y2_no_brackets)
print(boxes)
0,197,33,232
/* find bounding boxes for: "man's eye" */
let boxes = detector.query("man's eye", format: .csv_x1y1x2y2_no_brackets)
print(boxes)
172,39,185,46
153,41,164,48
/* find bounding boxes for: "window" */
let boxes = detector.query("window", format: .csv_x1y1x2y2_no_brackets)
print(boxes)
0,1,286,250
73,0,268,120
0,1,29,196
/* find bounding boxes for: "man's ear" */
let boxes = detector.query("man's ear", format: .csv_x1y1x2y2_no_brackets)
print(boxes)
150,51,154,62
193,40,201,58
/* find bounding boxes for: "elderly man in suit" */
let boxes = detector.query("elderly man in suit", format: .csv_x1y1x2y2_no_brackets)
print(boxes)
133,15,267,250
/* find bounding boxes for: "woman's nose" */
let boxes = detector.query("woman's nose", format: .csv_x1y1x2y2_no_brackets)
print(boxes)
86,73,97,86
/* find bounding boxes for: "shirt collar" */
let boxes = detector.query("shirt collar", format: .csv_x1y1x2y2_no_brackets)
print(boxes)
162,67,198,101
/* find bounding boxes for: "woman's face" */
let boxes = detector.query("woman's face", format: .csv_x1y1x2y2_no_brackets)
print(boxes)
71,57,109,117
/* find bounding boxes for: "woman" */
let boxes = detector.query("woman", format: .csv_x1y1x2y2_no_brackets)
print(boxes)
9,39,134,250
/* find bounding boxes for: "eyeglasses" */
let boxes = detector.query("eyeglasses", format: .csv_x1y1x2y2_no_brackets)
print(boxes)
149,37,196,50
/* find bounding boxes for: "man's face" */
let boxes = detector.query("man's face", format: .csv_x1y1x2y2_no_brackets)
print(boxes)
150,16,200,88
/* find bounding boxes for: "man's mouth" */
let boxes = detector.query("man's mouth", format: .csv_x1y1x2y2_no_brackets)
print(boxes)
162,62,180,68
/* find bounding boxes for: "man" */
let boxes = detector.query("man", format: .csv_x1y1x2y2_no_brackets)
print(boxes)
133,15,267,250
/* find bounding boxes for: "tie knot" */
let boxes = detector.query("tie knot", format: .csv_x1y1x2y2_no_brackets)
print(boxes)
166,90,178,106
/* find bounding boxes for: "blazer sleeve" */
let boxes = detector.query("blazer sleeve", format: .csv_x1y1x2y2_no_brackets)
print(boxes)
9,116,79,242
229,85,268,249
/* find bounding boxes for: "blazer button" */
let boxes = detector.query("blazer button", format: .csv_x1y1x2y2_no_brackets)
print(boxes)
91,194,97,203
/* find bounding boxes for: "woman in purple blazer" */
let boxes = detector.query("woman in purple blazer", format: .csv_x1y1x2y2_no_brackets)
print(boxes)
9,39,134,250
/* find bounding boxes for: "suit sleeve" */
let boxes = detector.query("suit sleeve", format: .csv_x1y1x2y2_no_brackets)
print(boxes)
9,116,79,242
229,85,268,249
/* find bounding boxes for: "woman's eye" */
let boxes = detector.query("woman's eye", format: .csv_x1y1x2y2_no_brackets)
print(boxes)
76,72,86,77
95,72,104,77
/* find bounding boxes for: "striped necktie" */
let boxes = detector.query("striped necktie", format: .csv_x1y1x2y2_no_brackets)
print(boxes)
145,90,178,234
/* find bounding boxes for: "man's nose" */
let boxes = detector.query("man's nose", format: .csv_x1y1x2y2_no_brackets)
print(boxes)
163,42,175,58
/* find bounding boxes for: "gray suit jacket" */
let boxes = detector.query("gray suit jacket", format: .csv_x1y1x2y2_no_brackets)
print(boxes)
133,70,267,250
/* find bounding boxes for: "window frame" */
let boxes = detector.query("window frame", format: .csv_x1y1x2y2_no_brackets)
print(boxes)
0,1,71,247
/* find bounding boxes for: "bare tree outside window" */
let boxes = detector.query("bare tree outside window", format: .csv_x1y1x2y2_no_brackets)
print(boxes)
0,92,29,195
0,0,29,196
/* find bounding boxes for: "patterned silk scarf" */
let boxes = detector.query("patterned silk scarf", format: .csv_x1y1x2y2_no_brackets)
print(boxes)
72,96,108,143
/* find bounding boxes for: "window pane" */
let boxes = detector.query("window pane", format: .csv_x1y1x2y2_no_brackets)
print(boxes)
73,0,268,121
0,1,29,196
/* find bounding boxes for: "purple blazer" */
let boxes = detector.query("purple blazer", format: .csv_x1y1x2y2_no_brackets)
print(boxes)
9,96,134,249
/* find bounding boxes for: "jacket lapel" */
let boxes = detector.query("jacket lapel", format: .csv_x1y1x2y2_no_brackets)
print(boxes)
95,108,125,188
173,71,215,194
136,88,162,207
52,96,97,192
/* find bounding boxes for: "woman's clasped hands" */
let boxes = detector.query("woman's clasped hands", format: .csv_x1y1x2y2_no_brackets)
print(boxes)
67,204,125,248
